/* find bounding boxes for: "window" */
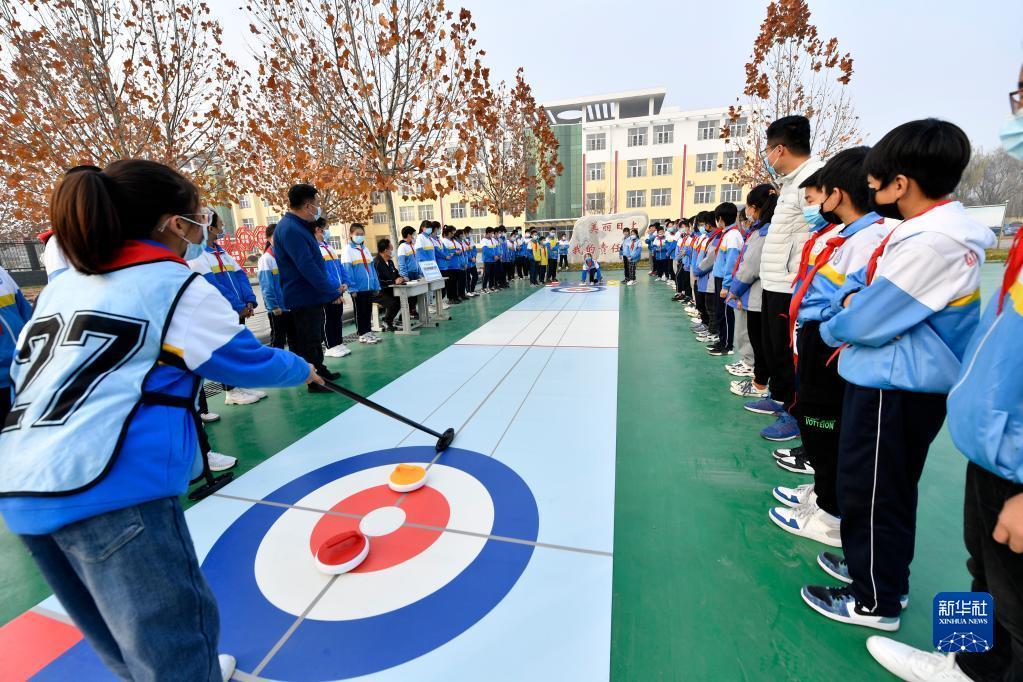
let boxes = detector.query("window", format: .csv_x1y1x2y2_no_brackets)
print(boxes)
696,152,717,173
697,120,719,140
626,190,646,208
417,205,434,221
238,196,251,209
730,117,748,138
651,188,672,207
723,150,744,171
587,162,605,181
654,124,674,145
450,202,466,219
399,206,415,222
721,183,743,202
627,159,647,178
652,156,673,176
694,185,715,204
241,218,254,228
372,212,388,224
628,127,648,147
371,191,386,204
586,133,606,151
586,193,606,213
266,214,280,225
471,205,488,218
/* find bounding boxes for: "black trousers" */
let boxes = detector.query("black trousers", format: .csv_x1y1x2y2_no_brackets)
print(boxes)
838,385,947,616
761,290,796,409
495,260,506,287
482,262,495,290
529,260,541,284
745,310,769,386
456,269,466,299
268,310,297,350
676,267,692,297
292,305,328,373
546,260,558,282
694,290,708,326
442,269,459,301
374,291,401,327
559,254,568,268
713,277,734,348
956,463,1023,682
515,256,528,278
466,265,478,293
504,261,514,283
322,302,344,348
703,283,719,337
791,321,845,516
351,291,374,336
624,258,637,282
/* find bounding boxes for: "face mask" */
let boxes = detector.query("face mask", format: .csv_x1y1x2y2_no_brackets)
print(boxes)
323,229,331,239
802,205,829,231
424,228,432,235
353,235,365,245
761,147,780,180
818,192,842,226
1000,112,1023,160
868,186,904,221
308,205,321,221
176,217,208,260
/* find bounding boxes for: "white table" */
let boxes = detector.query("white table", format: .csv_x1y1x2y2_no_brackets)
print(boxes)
427,278,449,323
390,280,430,335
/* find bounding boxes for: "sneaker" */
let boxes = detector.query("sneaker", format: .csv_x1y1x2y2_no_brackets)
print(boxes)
219,654,237,682
672,294,684,301
773,445,805,460
817,551,852,584
865,637,970,681
240,387,267,400
308,383,331,393
684,306,699,314
368,332,382,342
769,501,842,547
762,412,801,441
224,388,259,405
773,483,815,507
730,379,769,398
207,452,238,472
776,453,815,474
358,333,380,344
318,368,340,381
324,344,352,358
708,346,734,356
729,366,755,378
200,412,220,423
442,301,451,309
626,280,636,286
744,397,784,415
801,585,900,631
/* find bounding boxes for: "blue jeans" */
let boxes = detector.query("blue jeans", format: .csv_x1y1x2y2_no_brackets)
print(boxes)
20,497,222,681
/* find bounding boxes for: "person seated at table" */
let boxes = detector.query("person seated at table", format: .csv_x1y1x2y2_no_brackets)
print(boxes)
372,238,405,332
581,253,603,284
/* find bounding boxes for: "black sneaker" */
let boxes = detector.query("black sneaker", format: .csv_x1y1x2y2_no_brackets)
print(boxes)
308,383,331,393
772,445,806,460
776,454,815,475
707,345,728,356
318,369,340,381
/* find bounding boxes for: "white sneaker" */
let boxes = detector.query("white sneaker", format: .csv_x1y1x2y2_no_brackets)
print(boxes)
207,452,237,472
442,301,451,309
866,637,972,681
324,344,352,358
240,387,267,400
772,483,816,508
200,412,220,423
626,281,636,286
219,653,237,682
730,379,769,398
769,501,842,547
368,333,382,342
224,388,259,406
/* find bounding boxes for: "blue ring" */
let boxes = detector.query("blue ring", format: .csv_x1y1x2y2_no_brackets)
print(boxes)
550,284,604,293
202,446,538,680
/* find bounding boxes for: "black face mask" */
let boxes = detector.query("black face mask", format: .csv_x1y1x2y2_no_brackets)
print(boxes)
819,192,842,227
869,187,904,221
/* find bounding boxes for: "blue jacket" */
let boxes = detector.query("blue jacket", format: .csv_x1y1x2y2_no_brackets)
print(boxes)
414,233,437,262
713,226,744,288
650,236,670,260
256,248,286,312
558,241,570,256
581,257,602,282
0,241,308,534
0,266,32,388
820,201,996,393
187,244,256,313
947,260,1023,483
481,237,499,263
273,212,340,308
340,242,381,292
499,238,511,260
464,239,477,265
620,236,641,260
396,241,422,278
319,241,347,289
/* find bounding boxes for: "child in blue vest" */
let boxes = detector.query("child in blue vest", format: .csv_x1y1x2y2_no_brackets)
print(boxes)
802,119,996,633
0,161,318,681
462,227,479,296
708,204,744,356
257,223,296,351
340,223,382,344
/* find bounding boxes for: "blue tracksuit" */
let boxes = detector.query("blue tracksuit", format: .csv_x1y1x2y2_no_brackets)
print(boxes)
0,266,32,389
713,226,744,289
340,242,381,292
272,212,340,308
396,241,422,279
581,257,602,282
187,244,257,313
257,248,286,312
414,233,437,262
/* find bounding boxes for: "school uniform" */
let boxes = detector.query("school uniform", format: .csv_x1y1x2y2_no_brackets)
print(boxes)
786,212,888,516
528,240,548,284
340,241,381,336
945,235,1023,680
558,239,569,268
650,235,670,279
515,238,529,278
694,228,723,335
187,243,257,316
463,238,479,293
501,238,515,283
711,225,744,350
438,237,462,302
318,240,347,349
0,265,33,422
38,230,70,281
545,238,558,282
818,200,994,618
257,247,295,350
730,223,770,385
581,256,602,284
394,240,421,316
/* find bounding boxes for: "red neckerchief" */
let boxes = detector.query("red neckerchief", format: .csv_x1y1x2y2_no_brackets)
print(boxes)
730,228,756,278
212,246,228,272
98,240,185,273
353,244,370,272
795,224,839,285
789,233,858,351
865,199,953,284
266,246,275,257
38,229,54,245
998,229,1023,314
320,241,336,260
408,240,416,255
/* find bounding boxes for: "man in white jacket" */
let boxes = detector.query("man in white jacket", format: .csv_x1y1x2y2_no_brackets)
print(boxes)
751,115,824,443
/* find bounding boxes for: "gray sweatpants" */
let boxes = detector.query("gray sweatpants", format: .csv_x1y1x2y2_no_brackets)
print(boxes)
735,308,754,367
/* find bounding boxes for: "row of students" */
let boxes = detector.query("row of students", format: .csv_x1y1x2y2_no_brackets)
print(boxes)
665,110,1023,680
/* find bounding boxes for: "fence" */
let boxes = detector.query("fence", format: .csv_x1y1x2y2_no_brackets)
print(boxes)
0,240,46,286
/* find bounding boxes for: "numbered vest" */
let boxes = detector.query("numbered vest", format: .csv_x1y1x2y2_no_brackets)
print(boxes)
0,261,196,496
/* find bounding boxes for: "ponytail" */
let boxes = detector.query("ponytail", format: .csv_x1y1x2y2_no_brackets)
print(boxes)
50,159,199,274
745,183,779,225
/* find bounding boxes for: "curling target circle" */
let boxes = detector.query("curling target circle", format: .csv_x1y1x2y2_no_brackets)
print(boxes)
201,446,539,680
550,284,604,293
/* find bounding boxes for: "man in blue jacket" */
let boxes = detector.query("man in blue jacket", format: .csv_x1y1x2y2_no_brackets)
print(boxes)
272,184,344,391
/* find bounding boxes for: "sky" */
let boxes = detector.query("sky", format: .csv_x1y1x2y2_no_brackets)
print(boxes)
210,0,1023,151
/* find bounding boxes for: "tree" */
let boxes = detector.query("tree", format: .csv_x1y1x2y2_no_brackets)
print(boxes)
0,0,251,237
955,148,1023,218
246,0,492,244
722,0,860,186
459,69,561,224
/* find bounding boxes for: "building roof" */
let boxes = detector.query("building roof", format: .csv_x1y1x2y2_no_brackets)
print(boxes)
543,88,667,124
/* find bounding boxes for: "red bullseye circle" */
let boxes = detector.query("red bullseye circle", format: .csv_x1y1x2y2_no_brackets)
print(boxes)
308,485,450,573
